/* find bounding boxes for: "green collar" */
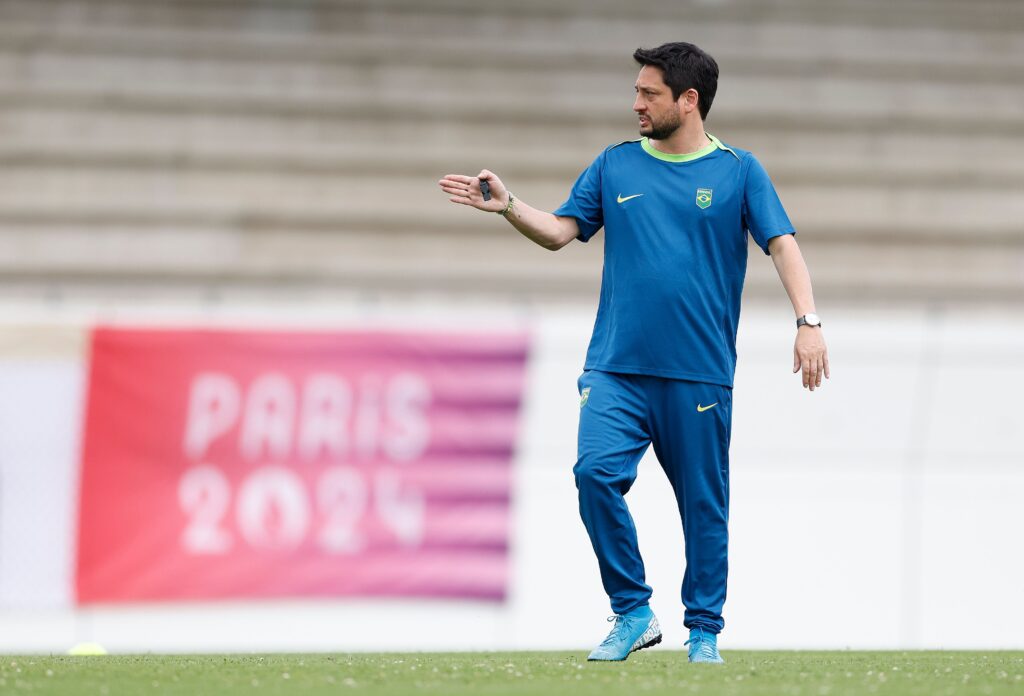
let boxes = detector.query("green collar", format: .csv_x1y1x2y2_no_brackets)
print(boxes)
640,132,736,162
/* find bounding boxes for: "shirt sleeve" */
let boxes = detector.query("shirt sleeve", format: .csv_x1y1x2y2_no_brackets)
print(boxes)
743,154,795,255
553,151,605,243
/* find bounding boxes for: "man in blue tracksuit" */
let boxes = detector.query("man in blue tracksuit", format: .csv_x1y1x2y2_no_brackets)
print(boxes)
439,42,829,664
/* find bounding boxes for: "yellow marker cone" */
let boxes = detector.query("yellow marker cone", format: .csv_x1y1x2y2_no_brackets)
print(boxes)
67,642,107,656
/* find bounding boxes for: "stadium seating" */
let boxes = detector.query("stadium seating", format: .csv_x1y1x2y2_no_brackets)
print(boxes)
0,0,1021,304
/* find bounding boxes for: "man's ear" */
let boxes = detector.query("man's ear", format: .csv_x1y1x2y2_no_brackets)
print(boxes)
679,88,699,114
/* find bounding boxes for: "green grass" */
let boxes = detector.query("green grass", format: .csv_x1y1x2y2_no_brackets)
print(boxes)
3,651,1024,696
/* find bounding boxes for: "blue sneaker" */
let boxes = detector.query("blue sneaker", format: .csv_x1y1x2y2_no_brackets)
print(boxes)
587,607,662,661
685,626,724,664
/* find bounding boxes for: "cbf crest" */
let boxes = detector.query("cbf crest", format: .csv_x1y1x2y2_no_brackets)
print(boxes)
580,387,591,408
696,188,713,209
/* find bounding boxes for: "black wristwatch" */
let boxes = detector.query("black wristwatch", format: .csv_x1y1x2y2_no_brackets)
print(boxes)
796,313,822,329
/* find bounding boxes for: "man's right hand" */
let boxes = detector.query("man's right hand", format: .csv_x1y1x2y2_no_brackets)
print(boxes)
438,169,579,250
438,169,509,213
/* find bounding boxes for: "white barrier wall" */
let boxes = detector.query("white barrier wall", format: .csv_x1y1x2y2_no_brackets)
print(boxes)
1,302,1022,652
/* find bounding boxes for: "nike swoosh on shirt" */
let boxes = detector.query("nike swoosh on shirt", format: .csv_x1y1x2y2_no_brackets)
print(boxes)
696,402,718,413
617,193,644,204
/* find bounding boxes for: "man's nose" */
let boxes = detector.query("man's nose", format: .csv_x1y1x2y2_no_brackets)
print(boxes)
633,97,645,112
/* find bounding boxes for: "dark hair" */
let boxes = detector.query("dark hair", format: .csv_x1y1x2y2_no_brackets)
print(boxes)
633,42,719,120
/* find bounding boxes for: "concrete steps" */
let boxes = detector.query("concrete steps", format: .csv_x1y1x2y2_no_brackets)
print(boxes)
0,0,1020,305
2,19,1022,75
2,101,1024,185
0,158,1021,239
3,0,1024,34
2,21,1022,118
0,219,1018,303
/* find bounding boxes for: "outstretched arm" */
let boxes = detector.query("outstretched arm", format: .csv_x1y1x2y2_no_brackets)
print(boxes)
768,234,830,391
438,169,579,251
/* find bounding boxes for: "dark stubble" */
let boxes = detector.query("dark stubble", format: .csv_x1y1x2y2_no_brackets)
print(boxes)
642,107,682,141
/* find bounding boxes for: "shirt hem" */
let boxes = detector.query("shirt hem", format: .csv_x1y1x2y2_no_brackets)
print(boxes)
584,362,734,388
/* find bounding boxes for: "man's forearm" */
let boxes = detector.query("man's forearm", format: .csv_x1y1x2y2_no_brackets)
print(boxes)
768,234,817,317
501,195,579,251
437,170,579,250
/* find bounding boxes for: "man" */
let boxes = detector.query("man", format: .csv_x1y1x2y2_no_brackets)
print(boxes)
438,42,829,664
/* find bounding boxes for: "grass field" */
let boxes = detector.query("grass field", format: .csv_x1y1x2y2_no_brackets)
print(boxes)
3,651,1023,696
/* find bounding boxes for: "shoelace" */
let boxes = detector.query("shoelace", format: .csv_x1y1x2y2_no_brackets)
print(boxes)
598,615,626,647
684,627,718,659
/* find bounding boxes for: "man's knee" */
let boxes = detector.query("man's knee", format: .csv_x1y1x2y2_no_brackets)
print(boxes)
574,456,631,494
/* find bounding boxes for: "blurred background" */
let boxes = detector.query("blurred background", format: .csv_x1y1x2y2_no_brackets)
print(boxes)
0,0,1022,653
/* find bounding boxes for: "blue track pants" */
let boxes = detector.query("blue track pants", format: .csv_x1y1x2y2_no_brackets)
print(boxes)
575,370,731,633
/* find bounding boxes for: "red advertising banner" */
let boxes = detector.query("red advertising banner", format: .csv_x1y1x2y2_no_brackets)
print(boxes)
75,327,529,604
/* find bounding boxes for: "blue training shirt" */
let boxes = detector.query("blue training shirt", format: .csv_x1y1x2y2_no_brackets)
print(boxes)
554,134,794,388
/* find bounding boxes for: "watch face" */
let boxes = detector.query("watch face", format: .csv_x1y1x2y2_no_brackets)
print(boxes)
804,313,821,326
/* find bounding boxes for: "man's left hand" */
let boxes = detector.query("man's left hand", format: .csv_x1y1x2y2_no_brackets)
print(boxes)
793,327,829,391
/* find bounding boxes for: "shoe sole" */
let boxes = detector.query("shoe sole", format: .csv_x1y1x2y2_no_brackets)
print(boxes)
586,633,662,662
634,633,663,653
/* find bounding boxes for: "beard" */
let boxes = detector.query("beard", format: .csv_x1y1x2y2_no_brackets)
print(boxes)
639,108,682,140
